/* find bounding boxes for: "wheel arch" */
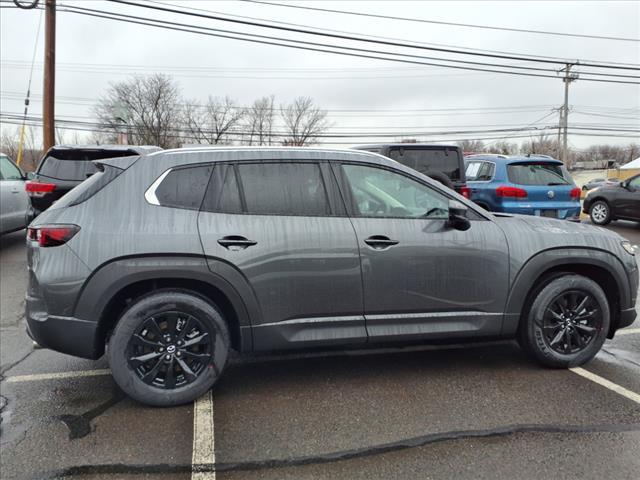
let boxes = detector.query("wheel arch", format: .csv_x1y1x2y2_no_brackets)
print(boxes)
74,255,258,357
503,248,630,339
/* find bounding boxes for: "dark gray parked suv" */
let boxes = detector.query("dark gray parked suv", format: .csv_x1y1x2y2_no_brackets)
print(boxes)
26,148,638,406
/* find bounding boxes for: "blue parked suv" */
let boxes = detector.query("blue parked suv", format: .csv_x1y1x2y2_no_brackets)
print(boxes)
465,155,581,220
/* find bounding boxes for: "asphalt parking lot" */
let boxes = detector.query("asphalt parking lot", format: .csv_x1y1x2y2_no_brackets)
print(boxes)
1,221,639,480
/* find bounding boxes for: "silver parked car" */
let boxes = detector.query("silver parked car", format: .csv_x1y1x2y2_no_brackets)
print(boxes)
0,153,31,234
25,148,638,406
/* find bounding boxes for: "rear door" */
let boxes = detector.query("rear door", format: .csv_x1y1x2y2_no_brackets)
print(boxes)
614,175,640,220
334,161,510,342
0,156,28,232
197,161,365,351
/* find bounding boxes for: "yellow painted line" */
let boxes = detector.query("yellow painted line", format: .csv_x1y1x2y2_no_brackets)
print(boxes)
192,390,216,480
5,369,110,383
616,328,640,336
570,367,640,405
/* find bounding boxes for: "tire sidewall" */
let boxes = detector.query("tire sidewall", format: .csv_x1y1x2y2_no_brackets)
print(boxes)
108,291,230,407
525,275,609,368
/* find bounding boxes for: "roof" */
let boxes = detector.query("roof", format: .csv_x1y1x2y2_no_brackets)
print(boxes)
353,143,460,150
464,154,562,164
621,157,640,169
49,144,162,155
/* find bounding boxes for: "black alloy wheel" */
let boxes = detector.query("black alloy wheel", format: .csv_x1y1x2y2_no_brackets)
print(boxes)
127,312,214,389
541,290,602,355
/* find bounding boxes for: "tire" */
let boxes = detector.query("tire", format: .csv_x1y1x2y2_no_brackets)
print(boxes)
108,290,230,407
518,275,609,369
424,170,455,190
589,200,611,225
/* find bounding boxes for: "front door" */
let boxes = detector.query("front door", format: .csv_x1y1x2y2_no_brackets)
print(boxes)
335,162,510,342
614,175,640,220
197,161,365,351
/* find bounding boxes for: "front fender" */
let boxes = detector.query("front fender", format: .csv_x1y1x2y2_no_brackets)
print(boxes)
502,247,631,335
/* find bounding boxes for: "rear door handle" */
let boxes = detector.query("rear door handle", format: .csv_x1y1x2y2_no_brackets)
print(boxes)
217,235,257,250
364,235,399,250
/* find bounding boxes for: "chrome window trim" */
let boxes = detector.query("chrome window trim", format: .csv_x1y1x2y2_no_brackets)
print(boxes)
144,168,173,206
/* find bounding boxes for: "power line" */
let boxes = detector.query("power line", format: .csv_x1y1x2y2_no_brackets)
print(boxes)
141,0,640,67
242,0,640,44
33,3,638,84
104,0,640,71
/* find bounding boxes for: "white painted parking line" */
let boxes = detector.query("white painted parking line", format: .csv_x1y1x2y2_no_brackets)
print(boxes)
570,367,640,405
4,369,111,383
616,328,640,336
192,390,216,480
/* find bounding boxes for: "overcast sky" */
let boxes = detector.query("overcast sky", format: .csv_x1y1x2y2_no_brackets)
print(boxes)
1,0,639,149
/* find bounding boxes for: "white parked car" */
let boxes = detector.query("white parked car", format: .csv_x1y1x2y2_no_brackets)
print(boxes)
0,153,31,234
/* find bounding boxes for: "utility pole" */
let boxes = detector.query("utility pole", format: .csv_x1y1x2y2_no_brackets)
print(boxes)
43,0,56,151
559,63,578,167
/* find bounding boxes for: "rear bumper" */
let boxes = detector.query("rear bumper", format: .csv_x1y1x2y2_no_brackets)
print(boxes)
497,204,581,220
25,294,100,359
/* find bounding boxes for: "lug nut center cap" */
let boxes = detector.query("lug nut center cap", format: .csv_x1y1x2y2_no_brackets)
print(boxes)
166,345,176,354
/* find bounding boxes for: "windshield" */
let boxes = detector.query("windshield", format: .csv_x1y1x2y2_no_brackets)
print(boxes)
507,162,569,186
387,147,461,181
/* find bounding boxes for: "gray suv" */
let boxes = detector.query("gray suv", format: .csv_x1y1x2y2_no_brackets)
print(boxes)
25,148,638,406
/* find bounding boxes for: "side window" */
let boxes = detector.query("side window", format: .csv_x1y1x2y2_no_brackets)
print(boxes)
628,175,640,190
237,163,330,216
0,156,23,180
341,164,449,219
154,164,213,210
201,164,242,213
476,162,495,181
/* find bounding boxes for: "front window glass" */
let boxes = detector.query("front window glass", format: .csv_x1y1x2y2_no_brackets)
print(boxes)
238,163,330,216
341,164,449,219
507,163,569,186
0,156,22,180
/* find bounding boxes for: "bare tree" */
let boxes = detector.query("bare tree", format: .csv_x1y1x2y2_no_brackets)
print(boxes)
242,95,276,146
183,96,244,145
95,74,182,148
490,140,518,155
0,126,43,171
457,140,486,153
521,133,559,158
280,96,328,146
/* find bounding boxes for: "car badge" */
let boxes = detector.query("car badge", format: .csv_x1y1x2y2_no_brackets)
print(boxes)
547,190,555,199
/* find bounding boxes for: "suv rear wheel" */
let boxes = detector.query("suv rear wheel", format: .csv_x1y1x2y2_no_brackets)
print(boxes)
518,275,609,368
108,290,230,406
589,200,611,225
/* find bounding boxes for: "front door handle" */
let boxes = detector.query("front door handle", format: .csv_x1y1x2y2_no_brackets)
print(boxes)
364,235,399,250
217,235,257,251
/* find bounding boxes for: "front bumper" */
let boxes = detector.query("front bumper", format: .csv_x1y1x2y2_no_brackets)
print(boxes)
26,294,100,359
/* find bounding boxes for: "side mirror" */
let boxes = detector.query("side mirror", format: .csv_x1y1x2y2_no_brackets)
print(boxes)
447,199,471,231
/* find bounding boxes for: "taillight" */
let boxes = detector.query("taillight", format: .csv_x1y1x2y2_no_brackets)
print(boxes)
496,185,528,198
25,181,56,197
460,186,471,199
27,225,80,247
570,187,581,199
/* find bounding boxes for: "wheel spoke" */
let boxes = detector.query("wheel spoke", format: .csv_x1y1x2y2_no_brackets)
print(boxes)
574,323,596,334
182,332,209,348
141,357,164,384
130,350,164,366
176,357,197,382
547,309,564,323
575,310,596,321
181,350,211,363
146,317,164,340
565,328,573,353
177,316,195,341
556,298,569,316
572,329,585,348
130,334,162,350
574,295,590,316
164,359,176,389
550,328,566,346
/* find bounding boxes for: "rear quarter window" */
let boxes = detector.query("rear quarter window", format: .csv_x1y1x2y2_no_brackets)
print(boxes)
154,165,213,210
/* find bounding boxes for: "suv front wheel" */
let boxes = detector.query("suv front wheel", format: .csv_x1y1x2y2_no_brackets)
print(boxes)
108,290,230,406
518,275,609,368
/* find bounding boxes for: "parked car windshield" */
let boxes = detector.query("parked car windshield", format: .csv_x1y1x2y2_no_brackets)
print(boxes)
507,162,569,186
387,147,461,180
